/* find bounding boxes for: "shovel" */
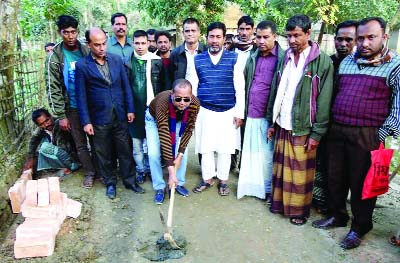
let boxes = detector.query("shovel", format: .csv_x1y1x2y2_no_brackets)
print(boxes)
158,182,181,249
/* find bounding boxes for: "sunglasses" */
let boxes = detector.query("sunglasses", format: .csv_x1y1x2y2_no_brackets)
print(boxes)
174,96,191,103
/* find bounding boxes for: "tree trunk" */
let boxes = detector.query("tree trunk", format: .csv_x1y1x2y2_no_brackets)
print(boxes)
0,0,19,145
318,22,326,44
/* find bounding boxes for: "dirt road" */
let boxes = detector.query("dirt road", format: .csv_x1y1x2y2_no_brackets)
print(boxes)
1,143,400,262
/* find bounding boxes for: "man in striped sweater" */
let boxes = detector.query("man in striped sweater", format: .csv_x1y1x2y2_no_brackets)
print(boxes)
312,17,400,249
145,79,200,204
192,22,245,196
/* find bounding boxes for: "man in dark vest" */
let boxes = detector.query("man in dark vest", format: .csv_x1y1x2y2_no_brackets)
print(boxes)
192,22,245,196
312,17,400,250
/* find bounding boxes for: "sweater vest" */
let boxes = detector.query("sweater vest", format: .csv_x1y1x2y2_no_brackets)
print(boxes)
332,55,398,126
195,51,237,112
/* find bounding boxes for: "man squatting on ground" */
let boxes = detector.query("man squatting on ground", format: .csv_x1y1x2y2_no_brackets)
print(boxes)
23,108,80,176
145,79,200,204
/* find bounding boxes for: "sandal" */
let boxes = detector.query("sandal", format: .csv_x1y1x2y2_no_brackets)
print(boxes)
82,175,95,189
218,183,230,196
193,180,213,193
388,235,400,246
290,217,307,226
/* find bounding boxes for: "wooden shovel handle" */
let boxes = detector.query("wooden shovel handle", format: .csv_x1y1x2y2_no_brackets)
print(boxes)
167,182,176,229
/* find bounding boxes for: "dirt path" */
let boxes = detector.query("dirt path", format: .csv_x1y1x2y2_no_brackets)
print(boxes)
1,142,400,262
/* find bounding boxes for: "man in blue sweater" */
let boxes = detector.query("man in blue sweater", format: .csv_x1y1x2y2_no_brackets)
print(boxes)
192,22,245,196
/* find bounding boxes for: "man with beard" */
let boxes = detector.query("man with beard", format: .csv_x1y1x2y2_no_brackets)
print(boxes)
192,22,245,196
23,108,80,177
147,29,158,53
45,15,97,188
267,15,333,226
312,17,400,249
156,30,173,90
107,12,133,60
169,18,206,94
312,20,358,214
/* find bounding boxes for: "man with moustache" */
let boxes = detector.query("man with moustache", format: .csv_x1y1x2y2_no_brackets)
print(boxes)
267,15,333,226
147,29,158,53
156,30,173,90
169,18,206,94
145,79,200,204
192,22,245,196
23,108,80,177
312,20,358,213
312,17,400,249
237,20,285,201
76,27,144,199
45,15,97,188
107,12,134,60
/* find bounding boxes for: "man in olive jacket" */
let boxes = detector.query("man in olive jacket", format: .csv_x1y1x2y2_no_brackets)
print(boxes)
237,20,285,202
266,15,334,226
45,15,97,188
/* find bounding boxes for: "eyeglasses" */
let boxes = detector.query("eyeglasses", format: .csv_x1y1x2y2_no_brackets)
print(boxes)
61,30,78,36
174,97,191,103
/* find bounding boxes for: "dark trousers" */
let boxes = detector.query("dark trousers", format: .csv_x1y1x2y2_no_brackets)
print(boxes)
327,123,380,236
92,113,136,187
68,108,96,176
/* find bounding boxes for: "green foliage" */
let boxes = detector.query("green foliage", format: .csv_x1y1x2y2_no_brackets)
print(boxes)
138,0,227,32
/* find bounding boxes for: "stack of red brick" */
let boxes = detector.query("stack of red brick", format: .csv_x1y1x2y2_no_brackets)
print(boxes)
8,169,82,259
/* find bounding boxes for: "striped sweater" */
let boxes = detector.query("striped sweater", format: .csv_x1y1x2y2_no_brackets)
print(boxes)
149,91,200,166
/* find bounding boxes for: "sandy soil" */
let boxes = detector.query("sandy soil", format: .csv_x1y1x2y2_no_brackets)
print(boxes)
1,142,400,263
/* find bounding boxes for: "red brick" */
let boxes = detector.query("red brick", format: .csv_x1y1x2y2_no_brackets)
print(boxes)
66,198,82,219
16,220,58,238
25,180,38,206
14,235,55,259
37,179,49,207
24,218,61,233
20,169,33,180
48,177,61,205
8,179,27,213
21,202,57,219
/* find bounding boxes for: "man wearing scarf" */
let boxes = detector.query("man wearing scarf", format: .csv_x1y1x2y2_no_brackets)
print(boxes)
145,79,200,204
125,30,165,184
312,17,400,250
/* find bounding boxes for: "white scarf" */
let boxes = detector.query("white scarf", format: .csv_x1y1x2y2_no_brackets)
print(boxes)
133,50,161,105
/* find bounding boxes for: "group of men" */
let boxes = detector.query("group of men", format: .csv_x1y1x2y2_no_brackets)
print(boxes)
24,12,399,251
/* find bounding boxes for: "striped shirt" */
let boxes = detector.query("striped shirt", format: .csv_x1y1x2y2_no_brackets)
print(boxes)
149,91,200,166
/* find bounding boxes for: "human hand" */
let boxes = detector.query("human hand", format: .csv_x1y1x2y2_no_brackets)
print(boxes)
267,128,275,140
83,124,94,135
167,166,178,189
59,118,71,131
304,137,319,152
127,113,135,123
234,117,243,128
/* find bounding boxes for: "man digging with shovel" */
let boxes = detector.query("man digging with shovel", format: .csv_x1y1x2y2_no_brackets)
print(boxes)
145,79,200,204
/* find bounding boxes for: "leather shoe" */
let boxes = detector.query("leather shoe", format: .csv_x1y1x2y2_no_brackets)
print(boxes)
106,185,116,199
340,231,362,249
312,217,347,229
125,183,145,194
175,185,189,197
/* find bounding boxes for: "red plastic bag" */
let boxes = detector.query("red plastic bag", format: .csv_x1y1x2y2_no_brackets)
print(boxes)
362,143,394,200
